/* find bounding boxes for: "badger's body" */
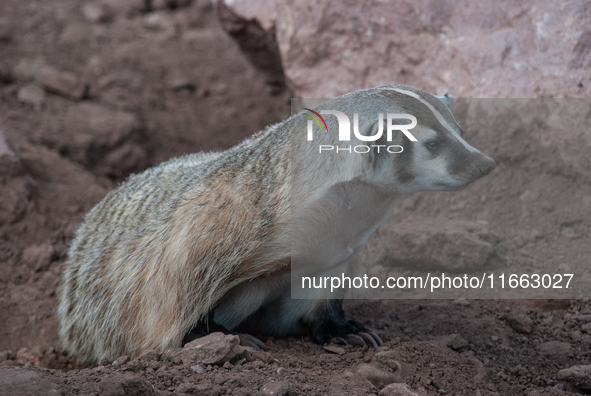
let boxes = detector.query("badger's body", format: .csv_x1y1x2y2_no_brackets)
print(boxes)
58,85,495,364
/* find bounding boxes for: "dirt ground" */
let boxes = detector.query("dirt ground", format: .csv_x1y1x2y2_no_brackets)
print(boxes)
1,1,591,395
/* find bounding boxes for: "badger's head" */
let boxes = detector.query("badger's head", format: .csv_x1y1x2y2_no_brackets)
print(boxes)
363,85,496,193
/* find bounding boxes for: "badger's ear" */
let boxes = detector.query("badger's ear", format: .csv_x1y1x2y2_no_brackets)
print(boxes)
435,92,454,112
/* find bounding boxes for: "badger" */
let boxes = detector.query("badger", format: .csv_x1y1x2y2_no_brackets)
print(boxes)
58,85,495,364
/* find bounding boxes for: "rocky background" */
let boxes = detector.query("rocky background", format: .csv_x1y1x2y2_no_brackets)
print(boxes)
1,0,591,395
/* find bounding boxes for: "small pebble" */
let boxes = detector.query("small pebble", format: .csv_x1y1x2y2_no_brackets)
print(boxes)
452,298,470,306
261,380,289,396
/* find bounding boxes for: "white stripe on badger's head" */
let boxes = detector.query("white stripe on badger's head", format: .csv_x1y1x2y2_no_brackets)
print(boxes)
371,85,495,193
385,87,479,153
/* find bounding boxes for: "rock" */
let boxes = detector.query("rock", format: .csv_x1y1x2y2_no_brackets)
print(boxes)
181,332,241,366
216,1,287,94
557,365,591,391
0,350,14,363
323,345,346,355
138,350,159,362
191,364,205,373
22,243,55,272
112,356,130,367
0,177,31,225
143,11,176,34
82,3,113,23
69,102,139,145
68,103,139,148
161,348,182,365
574,315,591,323
261,380,289,396
0,131,16,159
373,351,403,375
36,65,86,100
379,383,420,396
448,334,469,351
100,142,148,178
452,298,471,306
226,0,591,99
98,374,156,396
539,341,571,355
16,348,39,367
17,84,45,109
0,368,61,396
0,131,22,176
581,323,591,334
358,363,401,389
507,313,533,334
368,219,497,272
63,102,145,174
431,334,469,351
570,330,582,341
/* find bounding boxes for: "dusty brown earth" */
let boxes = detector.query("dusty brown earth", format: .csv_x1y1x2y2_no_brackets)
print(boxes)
1,0,591,395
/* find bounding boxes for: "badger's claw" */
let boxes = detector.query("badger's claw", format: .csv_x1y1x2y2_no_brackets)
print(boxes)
239,334,267,350
330,330,383,348
331,337,348,345
366,330,383,346
347,334,367,347
309,300,384,349
360,332,379,348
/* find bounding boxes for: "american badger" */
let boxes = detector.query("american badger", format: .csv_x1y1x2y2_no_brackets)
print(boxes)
58,85,495,364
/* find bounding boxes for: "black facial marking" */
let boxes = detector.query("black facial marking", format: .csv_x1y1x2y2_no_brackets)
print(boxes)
393,132,415,183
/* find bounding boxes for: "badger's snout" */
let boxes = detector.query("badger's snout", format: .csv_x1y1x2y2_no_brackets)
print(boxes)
442,145,496,189
460,152,496,184
477,155,496,177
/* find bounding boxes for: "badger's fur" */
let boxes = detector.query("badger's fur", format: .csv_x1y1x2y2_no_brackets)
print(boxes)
58,85,495,364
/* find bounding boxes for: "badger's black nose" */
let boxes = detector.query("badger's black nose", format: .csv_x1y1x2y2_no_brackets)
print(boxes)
478,156,496,176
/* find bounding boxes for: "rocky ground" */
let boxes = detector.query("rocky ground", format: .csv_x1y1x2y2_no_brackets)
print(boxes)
1,0,591,395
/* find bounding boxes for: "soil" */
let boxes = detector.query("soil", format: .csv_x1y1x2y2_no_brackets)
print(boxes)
0,1,590,395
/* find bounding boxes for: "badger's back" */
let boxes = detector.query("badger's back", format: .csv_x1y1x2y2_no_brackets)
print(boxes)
58,128,291,364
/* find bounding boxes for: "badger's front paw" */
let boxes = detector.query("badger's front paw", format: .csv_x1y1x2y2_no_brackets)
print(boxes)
331,320,384,348
311,318,383,348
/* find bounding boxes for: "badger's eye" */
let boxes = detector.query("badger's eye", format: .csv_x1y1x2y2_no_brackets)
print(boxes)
425,140,442,152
